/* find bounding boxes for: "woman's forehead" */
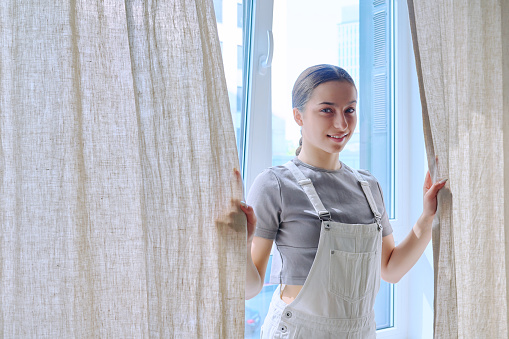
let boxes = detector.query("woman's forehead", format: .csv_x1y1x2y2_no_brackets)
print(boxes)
309,81,357,103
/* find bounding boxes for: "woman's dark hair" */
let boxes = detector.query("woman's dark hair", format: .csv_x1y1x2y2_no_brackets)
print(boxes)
292,64,356,155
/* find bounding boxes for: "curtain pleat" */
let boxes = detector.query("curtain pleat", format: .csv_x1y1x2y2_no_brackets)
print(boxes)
0,0,245,337
407,0,509,337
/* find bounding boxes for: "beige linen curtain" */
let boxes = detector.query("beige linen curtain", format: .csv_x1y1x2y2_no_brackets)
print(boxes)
407,0,509,337
0,0,245,337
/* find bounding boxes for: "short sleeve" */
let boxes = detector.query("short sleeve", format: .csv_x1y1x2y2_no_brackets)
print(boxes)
376,181,393,237
246,169,282,240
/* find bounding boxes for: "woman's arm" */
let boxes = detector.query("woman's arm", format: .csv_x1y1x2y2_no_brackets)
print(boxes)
240,202,273,300
380,171,447,283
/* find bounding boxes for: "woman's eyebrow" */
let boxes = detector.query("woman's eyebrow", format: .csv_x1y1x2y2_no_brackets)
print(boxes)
318,100,357,106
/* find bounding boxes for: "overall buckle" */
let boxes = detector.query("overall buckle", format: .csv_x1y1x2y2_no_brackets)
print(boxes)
318,211,331,221
375,215,383,232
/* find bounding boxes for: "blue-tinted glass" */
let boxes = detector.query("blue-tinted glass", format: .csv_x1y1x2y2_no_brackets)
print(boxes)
237,3,243,28
237,86,242,112
265,0,393,335
214,0,244,151
213,0,223,23
237,45,243,70
245,257,275,338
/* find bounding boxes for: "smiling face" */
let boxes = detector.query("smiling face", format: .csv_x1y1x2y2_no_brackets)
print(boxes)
294,80,357,159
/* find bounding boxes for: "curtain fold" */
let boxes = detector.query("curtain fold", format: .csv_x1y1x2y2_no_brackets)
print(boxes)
407,0,509,337
0,0,245,337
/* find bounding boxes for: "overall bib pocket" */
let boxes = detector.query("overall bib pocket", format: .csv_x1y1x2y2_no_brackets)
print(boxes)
328,250,377,302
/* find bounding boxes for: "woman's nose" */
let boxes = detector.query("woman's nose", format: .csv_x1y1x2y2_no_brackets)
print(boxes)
333,113,348,130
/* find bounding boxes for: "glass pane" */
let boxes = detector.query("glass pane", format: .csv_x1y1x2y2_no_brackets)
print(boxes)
215,0,244,151
213,0,223,23
214,1,260,336
237,3,243,28
271,1,362,168
245,256,275,337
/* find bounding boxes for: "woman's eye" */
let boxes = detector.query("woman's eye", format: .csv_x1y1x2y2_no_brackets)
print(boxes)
321,108,333,113
345,108,356,114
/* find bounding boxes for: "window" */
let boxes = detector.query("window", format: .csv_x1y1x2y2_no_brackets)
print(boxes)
237,3,243,28
243,1,394,336
215,0,428,337
237,45,243,70
237,86,242,113
214,0,244,156
213,0,223,23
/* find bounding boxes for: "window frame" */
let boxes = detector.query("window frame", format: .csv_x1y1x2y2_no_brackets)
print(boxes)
240,0,431,337
241,0,274,190
372,0,431,337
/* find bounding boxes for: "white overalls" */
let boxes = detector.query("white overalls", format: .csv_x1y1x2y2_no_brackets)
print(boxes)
260,161,383,339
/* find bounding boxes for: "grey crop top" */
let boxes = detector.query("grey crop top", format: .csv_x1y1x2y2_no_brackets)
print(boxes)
247,158,393,285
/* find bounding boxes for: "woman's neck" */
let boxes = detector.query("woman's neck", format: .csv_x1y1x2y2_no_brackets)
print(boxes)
297,148,341,171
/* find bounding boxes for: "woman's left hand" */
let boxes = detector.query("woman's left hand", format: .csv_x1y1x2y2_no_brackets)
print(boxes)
422,171,447,222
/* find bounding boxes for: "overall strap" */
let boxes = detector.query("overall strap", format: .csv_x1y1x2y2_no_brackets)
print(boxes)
283,161,331,221
349,167,383,231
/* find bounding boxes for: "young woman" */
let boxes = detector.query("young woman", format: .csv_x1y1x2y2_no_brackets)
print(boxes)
240,64,446,338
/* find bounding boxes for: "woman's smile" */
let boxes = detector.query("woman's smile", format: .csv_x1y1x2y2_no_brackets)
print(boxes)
327,133,349,142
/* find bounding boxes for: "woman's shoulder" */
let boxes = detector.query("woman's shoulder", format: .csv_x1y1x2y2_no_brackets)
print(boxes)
247,165,294,212
342,164,380,184
249,167,284,196
251,159,384,190
342,166,386,201
249,161,303,198
252,165,285,184
253,161,296,182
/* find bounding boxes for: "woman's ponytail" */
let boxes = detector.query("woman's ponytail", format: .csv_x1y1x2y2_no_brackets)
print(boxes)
295,137,303,156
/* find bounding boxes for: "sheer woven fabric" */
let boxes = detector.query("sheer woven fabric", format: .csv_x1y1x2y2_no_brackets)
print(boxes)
407,0,509,337
0,0,245,337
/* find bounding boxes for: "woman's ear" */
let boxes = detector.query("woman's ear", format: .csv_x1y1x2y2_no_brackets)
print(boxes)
293,108,304,127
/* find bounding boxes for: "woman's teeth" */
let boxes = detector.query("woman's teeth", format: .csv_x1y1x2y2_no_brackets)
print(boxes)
329,134,348,139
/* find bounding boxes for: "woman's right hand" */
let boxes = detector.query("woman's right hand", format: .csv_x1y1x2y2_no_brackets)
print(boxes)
236,166,271,299
234,168,257,242
240,201,257,243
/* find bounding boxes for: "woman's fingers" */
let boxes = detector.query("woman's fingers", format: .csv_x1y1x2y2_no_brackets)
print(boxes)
423,178,447,212
423,169,448,196
426,178,447,198
423,171,432,192
240,201,257,225
240,201,257,242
